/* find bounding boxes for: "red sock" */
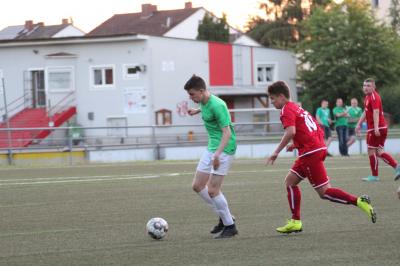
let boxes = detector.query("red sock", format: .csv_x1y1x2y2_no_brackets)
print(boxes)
369,154,378,176
287,186,301,220
378,152,398,168
323,188,357,205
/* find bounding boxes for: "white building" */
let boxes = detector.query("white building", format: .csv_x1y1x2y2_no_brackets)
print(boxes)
371,0,393,25
0,34,296,148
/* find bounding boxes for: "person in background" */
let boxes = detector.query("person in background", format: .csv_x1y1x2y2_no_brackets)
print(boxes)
347,98,363,148
355,78,400,182
316,100,333,156
333,98,350,156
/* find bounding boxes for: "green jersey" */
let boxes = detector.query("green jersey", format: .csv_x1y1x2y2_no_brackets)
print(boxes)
347,106,362,128
333,106,348,127
316,107,331,127
199,95,236,155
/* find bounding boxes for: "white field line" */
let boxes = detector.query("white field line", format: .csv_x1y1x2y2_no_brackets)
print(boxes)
0,157,372,172
0,165,392,187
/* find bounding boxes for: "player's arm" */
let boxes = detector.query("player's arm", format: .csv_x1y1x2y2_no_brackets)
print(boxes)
266,126,295,165
188,108,201,116
213,126,231,170
335,110,347,117
355,111,366,134
373,109,380,136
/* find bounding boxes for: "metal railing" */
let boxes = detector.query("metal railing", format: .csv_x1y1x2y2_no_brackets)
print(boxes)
1,122,400,152
48,91,76,117
0,89,32,123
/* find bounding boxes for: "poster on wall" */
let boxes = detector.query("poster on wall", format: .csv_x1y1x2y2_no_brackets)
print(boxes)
124,87,148,114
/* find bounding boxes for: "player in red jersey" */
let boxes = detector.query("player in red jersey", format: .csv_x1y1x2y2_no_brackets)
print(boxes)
355,78,400,182
265,81,376,234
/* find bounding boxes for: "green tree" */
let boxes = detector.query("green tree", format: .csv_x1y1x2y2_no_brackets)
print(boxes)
297,0,400,113
246,0,332,48
389,0,400,32
197,13,229,42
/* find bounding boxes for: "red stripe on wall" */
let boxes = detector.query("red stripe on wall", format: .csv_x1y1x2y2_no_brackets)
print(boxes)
208,42,233,86
221,97,235,122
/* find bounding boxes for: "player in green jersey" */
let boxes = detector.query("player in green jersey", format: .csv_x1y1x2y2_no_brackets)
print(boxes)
184,75,238,239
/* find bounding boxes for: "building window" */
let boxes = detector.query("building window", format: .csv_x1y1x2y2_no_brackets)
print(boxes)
123,64,140,80
155,109,172,125
47,66,74,92
90,65,115,88
256,63,276,84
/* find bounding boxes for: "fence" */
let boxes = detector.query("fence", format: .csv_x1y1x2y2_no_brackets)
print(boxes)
1,122,400,165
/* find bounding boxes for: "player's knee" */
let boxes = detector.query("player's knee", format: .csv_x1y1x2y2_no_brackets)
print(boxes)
192,183,203,193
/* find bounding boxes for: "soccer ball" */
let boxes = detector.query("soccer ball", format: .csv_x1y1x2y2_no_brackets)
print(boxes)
146,217,168,240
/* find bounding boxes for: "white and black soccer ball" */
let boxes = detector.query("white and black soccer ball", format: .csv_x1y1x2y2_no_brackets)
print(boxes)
146,217,168,240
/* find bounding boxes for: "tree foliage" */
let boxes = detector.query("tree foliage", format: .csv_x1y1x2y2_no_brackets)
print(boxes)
297,0,400,113
197,13,229,42
246,0,332,48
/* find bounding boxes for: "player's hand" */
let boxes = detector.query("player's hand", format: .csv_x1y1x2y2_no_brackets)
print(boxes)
286,144,295,152
212,154,220,170
188,108,200,116
374,128,380,137
265,152,278,166
355,125,361,136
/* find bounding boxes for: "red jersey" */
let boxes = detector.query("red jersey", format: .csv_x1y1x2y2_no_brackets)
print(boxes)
364,90,386,131
280,102,326,157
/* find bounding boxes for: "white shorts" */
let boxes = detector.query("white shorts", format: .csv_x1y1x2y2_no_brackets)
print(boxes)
196,150,234,176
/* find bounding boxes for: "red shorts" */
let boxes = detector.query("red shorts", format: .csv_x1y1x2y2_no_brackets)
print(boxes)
290,150,329,188
366,128,387,149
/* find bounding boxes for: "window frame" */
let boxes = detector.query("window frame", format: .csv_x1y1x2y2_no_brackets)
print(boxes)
89,64,115,90
255,62,278,85
123,64,140,80
45,66,75,93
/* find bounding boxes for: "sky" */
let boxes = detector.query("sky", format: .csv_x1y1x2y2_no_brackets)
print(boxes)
0,0,268,33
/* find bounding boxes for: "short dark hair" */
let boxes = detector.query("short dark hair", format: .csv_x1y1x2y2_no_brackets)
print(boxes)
267,81,290,99
184,75,206,91
364,78,375,84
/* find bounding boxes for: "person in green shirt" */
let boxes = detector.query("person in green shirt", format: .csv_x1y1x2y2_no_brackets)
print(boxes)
315,100,333,156
184,75,238,239
333,98,350,156
346,98,363,148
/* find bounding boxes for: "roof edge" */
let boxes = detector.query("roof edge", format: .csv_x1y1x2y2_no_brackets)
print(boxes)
0,33,147,47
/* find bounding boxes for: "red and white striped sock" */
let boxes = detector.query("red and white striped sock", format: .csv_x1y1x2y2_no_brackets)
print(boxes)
323,188,357,205
369,154,379,176
378,152,398,169
287,186,301,220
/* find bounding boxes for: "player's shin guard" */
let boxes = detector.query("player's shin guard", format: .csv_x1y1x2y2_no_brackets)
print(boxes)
378,152,398,168
369,154,379,177
287,186,301,220
323,188,357,205
212,193,234,226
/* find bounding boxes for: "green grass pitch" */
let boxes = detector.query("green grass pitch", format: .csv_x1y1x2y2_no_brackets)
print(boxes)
0,155,399,265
